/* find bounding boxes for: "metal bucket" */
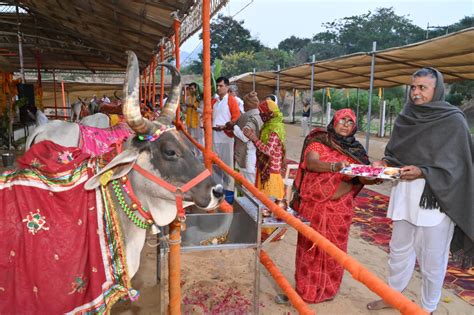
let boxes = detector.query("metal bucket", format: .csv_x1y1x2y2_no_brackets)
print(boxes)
1,153,15,167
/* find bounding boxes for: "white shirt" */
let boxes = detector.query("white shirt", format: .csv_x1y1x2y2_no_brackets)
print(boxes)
36,110,49,126
212,94,233,144
387,178,447,227
233,125,257,173
235,96,244,113
101,96,111,104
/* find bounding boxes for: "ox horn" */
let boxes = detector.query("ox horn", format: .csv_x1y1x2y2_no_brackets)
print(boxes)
156,63,181,125
123,51,157,135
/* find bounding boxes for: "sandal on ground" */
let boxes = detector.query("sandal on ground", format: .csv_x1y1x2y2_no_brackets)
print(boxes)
367,299,391,310
274,294,290,305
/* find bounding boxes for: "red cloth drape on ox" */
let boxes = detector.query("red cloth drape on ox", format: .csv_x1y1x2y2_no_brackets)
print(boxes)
0,141,132,313
294,142,359,303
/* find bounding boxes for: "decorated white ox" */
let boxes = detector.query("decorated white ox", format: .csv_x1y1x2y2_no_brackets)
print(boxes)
26,112,112,153
0,51,223,313
70,97,87,122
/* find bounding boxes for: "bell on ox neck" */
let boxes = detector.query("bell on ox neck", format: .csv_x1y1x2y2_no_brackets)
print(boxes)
151,224,160,235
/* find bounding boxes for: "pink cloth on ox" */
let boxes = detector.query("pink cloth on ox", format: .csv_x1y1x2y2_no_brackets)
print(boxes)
79,123,132,157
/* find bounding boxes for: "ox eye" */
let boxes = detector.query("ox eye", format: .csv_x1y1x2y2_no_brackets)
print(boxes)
164,149,176,157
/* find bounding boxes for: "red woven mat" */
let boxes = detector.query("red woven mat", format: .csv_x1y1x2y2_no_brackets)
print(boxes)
354,188,474,305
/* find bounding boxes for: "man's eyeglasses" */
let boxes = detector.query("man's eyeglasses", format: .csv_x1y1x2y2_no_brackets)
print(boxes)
337,118,355,127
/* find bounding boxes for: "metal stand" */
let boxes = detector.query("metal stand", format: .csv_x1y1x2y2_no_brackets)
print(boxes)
156,184,309,314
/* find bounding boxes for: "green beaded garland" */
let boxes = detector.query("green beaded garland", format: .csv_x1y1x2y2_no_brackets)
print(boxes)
111,180,151,229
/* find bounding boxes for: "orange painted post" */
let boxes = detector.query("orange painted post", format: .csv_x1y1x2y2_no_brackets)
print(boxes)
168,220,181,315
143,67,148,107
173,17,181,124
143,68,147,106
148,59,153,105
260,250,314,315
52,69,57,118
152,56,156,109
145,62,151,104
160,42,165,109
211,155,427,314
139,73,142,107
61,81,66,119
202,0,212,172
168,15,183,315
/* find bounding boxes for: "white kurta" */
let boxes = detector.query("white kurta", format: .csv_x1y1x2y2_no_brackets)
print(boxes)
233,125,257,184
212,94,234,190
387,178,454,312
388,178,447,226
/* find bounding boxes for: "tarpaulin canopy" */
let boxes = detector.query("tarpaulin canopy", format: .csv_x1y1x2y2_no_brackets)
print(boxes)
0,0,228,71
232,27,474,90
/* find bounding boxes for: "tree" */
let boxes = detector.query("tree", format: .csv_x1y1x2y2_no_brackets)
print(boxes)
220,51,257,78
254,48,292,70
181,60,203,75
318,7,425,54
220,48,292,78
427,16,473,39
446,80,474,106
293,41,345,64
278,36,310,53
204,14,264,64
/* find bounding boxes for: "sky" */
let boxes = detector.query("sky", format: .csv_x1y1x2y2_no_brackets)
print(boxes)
180,0,473,55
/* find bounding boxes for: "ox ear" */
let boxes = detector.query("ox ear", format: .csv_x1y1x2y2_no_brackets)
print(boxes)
84,149,139,190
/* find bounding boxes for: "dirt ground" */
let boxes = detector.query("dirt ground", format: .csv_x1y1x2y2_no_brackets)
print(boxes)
110,123,471,315
1,123,469,314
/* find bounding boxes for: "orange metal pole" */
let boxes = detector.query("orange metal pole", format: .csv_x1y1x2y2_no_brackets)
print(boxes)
148,58,153,104
169,15,183,315
52,69,57,118
143,67,148,107
160,43,165,109
202,0,212,172
152,56,156,109
168,220,181,315
61,81,66,119
173,18,181,124
260,250,314,315
211,156,426,314
139,73,142,107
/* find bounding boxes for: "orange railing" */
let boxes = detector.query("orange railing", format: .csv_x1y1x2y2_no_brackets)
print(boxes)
148,0,427,313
